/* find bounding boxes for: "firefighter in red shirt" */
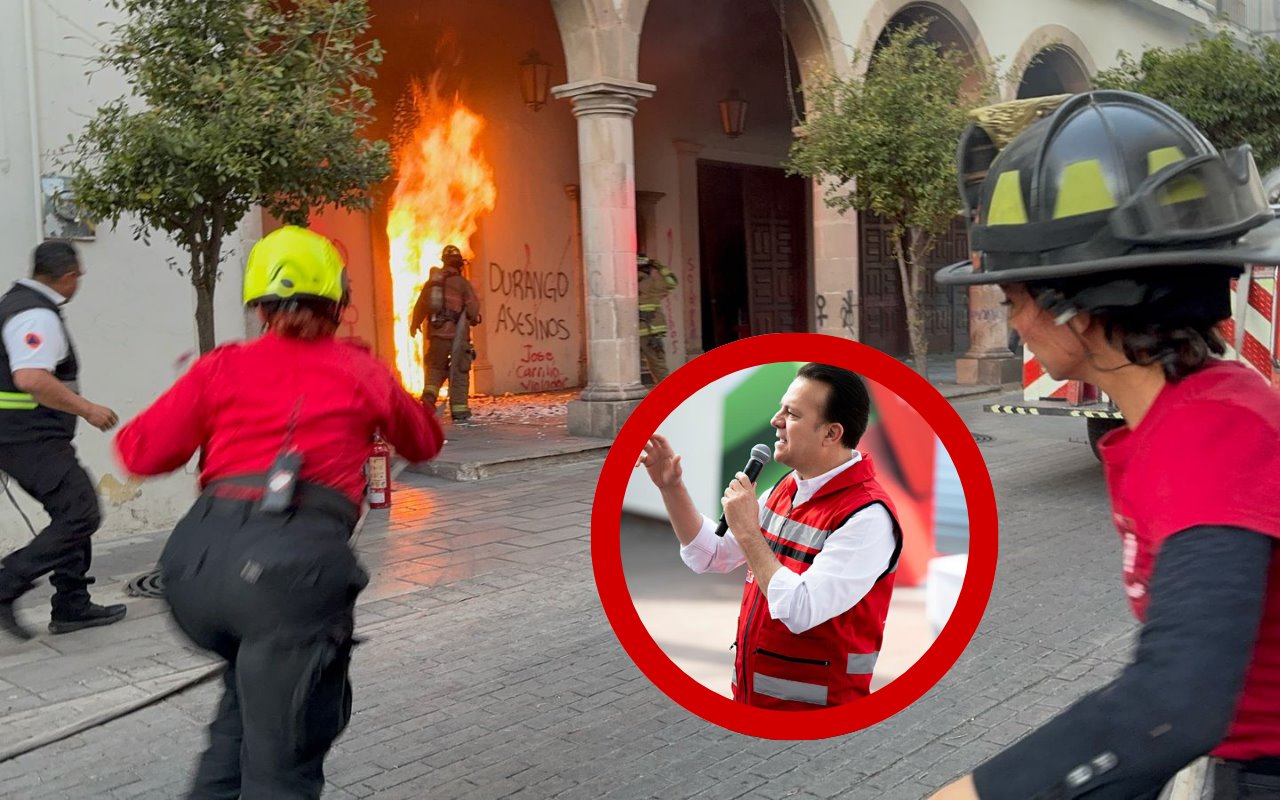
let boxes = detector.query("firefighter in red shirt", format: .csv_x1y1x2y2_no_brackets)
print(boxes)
114,226,444,799
932,91,1280,799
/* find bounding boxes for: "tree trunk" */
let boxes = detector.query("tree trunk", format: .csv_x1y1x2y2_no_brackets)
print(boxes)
190,209,226,356
193,276,216,355
893,228,930,381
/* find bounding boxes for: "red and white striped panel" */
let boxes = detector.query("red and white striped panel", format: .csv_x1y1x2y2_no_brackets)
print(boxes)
1022,348,1098,404
1220,267,1277,387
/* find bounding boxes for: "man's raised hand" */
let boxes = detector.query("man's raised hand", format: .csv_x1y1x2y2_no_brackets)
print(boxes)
636,434,683,490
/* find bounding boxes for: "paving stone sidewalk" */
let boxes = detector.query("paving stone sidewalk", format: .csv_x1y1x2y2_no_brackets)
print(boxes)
0,391,1134,800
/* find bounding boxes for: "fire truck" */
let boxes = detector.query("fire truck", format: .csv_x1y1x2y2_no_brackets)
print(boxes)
985,172,1280,457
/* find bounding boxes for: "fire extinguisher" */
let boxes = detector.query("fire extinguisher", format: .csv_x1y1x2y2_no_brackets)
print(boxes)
367,433,391,509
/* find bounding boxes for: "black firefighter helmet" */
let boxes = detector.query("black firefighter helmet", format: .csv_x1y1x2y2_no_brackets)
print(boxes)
937,90,1280,320
441,244,464,269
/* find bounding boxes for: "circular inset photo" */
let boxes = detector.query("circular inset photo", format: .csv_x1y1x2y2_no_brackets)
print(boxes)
591,334,996,739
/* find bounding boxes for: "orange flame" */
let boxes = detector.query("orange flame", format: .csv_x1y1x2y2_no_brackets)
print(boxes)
386,80,497,394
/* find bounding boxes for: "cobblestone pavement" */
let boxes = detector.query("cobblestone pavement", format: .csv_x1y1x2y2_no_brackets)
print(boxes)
0,397,1132,799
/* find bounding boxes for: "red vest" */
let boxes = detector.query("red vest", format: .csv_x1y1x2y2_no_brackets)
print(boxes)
732,455,902,709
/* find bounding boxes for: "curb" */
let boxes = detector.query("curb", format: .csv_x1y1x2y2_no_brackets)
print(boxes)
407,444,609,481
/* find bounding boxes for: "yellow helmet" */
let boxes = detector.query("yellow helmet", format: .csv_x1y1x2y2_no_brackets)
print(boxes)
243,226,347,306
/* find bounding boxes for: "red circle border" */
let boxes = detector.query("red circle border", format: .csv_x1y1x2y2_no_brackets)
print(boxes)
591,333,998,739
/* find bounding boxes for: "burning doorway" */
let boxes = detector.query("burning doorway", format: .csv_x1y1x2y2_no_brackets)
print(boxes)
309,1,584,400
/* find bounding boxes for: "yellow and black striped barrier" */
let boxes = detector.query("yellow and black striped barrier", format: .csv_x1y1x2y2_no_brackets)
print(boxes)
984,404,1124,420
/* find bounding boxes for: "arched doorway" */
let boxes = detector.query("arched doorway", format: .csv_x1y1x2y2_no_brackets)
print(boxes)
1017,46,1091,98
858,3,978,357
635,0,835,358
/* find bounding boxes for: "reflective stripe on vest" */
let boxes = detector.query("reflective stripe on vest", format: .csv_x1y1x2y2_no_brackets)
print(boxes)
0,391,37,410
760,506,831,553
638,303,661,312
847,652,879,674
752,674,828,705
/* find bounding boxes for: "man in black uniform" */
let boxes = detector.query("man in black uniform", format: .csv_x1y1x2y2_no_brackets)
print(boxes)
0,240,125,638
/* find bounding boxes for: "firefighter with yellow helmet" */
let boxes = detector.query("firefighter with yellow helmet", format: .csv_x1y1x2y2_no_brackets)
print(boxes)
931,91,1280,799
638,253,677,382
410,244,481,422
114,225,443,798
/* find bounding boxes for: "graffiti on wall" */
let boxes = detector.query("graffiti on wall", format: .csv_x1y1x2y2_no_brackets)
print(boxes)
663,228,679,358
813,289,858,337
516,343,568,392
685,257,697,351
486,242,577,393
840,290,855,331
488,259,572,342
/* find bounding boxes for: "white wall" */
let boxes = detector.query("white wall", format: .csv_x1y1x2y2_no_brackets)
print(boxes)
0,1,256,546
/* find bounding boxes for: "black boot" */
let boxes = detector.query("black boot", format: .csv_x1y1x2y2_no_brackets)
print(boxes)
49,602,127,634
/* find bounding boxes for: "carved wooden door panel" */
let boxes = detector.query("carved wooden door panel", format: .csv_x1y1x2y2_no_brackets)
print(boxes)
924,218,970,353
859,216,907,355
742,168,806,336
859,213,969,356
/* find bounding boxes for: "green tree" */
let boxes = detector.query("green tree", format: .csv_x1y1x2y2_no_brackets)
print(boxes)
1094,29,1280,172
788,23,995,378
66,0,391,354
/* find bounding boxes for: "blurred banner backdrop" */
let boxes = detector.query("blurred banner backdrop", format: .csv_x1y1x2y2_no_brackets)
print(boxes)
622,364,967,587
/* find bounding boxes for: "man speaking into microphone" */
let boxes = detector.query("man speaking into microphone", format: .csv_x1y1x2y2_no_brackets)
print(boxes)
637,363,902,709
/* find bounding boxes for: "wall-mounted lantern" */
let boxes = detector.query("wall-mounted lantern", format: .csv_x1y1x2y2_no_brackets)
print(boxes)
719,90,748,138
519,50,551,112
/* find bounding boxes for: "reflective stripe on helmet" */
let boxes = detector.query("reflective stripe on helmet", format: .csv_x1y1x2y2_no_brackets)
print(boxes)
1147,146,1186,175
1053,160,1118,219
987,170,1028,225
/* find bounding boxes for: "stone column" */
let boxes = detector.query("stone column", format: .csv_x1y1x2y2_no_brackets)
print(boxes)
673,139,704,359
811,180,860,339
552,78,655,438
955,284,1020,385
564,183,587,386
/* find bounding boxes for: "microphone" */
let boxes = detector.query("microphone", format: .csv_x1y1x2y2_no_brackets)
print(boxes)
714,443,773,537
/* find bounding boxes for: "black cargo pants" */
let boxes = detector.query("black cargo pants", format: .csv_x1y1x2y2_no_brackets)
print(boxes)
160,482,368,800
0,438,101,612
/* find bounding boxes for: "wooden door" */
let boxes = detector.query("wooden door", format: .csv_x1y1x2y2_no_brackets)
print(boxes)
859,213,968,355
742,168,806,335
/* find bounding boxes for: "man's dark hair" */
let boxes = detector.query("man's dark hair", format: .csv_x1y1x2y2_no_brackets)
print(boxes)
32,240,80,280
796,363,871,448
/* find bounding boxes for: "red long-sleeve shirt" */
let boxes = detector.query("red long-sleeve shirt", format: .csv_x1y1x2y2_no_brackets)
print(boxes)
115,332,443,505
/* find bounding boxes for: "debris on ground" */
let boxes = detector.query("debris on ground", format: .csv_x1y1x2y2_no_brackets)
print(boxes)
433,389,577,426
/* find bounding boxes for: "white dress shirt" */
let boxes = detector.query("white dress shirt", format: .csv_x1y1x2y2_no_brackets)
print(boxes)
679,452,897,634
2,279,69,373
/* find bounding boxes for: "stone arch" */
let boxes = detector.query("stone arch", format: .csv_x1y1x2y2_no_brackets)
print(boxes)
781,0,847,80
1009,25,1095,100
854,1,989,355
857,0,992,75
551,0,640,83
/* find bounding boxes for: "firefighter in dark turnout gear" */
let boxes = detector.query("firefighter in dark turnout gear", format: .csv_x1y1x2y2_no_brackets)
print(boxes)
115,226,444,799
0,240,125,640
410,244,481,422
637,254,677,383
